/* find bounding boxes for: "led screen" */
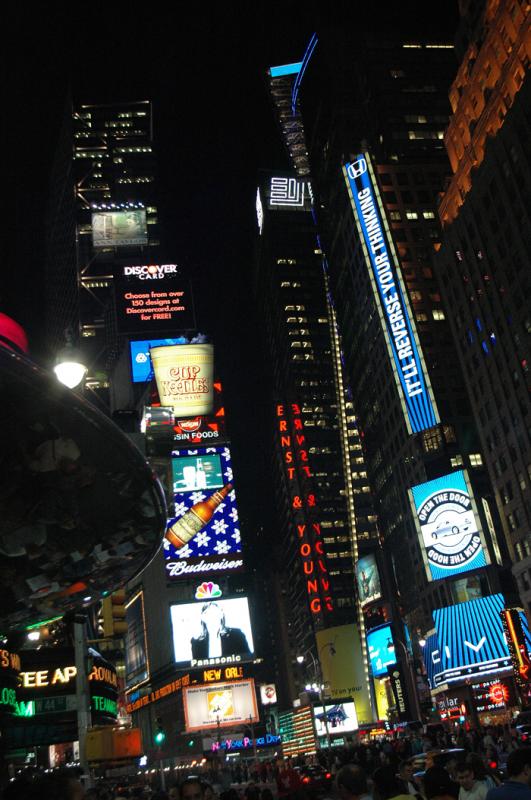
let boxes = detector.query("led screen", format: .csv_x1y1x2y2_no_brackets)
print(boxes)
164,445,243,579
172,454,223,493
92,210,147,248
115,275,194,335
183,679,258,732
429,593,531,686
410,469,489,581
367,625,397,677
343,154,438,434
130,338,187,383
170,596,254,668
355,554,382,607
313,702,358,737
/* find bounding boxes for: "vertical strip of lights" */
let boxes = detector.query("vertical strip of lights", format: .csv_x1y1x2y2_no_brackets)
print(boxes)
312,206,376,720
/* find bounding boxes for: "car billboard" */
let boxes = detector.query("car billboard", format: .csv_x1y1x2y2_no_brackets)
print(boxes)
409,469,490,581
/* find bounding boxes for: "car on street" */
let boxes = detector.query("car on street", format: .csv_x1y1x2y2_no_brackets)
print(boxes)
294,765,332,793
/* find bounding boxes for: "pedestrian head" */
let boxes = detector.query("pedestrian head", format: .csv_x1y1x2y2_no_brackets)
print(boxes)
336,765,368,800
372,765,407,800
398,759,414,781
180,779,204,800
455,762,476,792
506,748,531,784
423,766,457,799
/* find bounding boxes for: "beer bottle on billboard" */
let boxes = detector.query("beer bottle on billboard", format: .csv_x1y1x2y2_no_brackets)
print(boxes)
165,483,233,549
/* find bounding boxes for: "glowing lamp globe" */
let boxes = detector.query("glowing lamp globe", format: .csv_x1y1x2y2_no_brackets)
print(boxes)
53,360,88,389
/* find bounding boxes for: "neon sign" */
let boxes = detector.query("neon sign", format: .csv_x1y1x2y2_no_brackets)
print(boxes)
343,154,439,434
276,403,333,617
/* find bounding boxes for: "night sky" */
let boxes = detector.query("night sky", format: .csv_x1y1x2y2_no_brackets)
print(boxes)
7,3,460,534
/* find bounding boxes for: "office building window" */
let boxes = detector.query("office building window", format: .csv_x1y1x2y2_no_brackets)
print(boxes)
469,453,483,466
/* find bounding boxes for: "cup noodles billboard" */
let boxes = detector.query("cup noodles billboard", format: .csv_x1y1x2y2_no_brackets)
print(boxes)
151,344,214,417
183,679,258,732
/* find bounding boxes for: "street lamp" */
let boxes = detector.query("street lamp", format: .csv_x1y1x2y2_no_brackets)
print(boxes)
54,331,87,389
297,643,336,754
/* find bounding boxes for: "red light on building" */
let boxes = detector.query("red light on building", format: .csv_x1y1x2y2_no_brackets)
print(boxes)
488,682,508,706
0,314,28,354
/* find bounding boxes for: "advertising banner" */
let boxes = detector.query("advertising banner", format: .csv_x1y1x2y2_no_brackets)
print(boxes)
313,702,358,737
124,592,149,689
316,625,372,725
471,678,516,713
429,593,531,686
410,469,489,581
355,554,382,607
266,176,311,211
130,338,186,383
170,596,254,668
115,269,195,335
164,445,243,580
152,344,214,417
387,664,410,721
367,625,397,678
343,154,439,435
208,733,282,752
92,210,148,248
183,678,258,732
260,684,278,706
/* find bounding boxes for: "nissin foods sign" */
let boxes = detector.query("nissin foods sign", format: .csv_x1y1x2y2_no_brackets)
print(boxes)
343,155,438,435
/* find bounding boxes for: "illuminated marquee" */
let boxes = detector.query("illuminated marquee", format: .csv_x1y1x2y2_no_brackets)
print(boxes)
500,608,531,693
276,403,333,618
343,154,439,434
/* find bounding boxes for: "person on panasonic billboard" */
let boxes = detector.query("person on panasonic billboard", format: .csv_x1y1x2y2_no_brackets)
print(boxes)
191,602,250,660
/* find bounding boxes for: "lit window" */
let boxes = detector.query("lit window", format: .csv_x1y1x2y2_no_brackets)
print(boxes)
469,454,483,466
423,428,443,453
390,211,402,221
416,313,428,322
409,291,422,301
432,309,446,321
422,211,435,219
450,455,464,467
406,211,418,220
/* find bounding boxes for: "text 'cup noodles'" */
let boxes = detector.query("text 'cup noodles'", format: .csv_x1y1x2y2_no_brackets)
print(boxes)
150,344,214,417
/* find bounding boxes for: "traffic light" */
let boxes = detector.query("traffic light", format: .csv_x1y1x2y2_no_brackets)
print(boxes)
154,718,166,746
100,590,127,638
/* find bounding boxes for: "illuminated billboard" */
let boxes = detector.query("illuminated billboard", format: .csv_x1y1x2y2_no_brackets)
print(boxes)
313,702,358,737
130,338,187,383
170,596,254,668
164,445,243,580
114,269,195,335
355,554,382,607
410,470,489,581
172,454,223,493
367,625,397,677
183,679,258,732
429,593,531,686
151,344,214,417
343,154,439,434
266,176,311,211
124,592,149,689
92,209,147,248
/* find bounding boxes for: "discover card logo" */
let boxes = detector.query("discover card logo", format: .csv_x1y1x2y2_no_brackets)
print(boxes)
123,264,179,280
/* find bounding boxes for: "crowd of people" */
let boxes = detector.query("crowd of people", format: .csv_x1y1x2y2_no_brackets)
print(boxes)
2,736,531,800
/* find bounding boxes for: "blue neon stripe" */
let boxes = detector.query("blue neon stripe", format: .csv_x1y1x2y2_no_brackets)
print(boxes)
291,33,318,114
270,62,303,78
345,159,438,434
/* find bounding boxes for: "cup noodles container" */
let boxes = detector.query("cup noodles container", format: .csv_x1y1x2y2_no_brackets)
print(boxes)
150,344,214,417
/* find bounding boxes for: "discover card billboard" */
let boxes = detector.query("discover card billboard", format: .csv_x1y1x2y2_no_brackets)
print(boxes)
410,469,489,581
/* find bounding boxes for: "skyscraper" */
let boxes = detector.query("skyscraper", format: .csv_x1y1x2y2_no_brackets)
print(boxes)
297,28,514,642
435,0,531,615
45,98,160,403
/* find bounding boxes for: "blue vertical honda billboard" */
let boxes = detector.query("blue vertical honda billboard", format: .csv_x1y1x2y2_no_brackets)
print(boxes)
343,154,439,435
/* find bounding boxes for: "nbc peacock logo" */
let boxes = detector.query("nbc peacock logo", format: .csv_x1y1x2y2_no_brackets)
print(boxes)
195,582,222,600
